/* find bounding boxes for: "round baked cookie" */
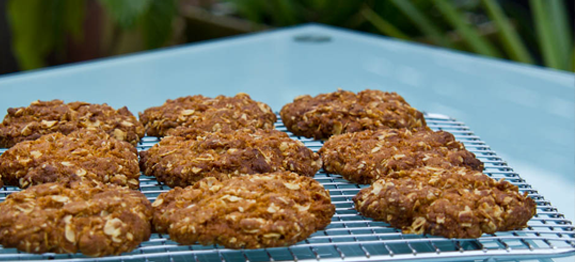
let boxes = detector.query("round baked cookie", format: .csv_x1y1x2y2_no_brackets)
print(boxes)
139,93,276,137
140,128,322,188
0,180,152,257
280,89,426,139
152,172,334,249
0,129,140,189
165,126,211,139
354,166,536,238
0,99,144,148
319,128,483,184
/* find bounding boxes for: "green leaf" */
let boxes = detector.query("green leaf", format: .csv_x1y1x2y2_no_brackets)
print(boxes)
361,5,410,40
99,0,152,29
432,0,502,58
7,0,49,69
141,0,177,49
481,0,534,64
8,0,87,70
548,0,572,70
389,0,453,48
530,0,561,69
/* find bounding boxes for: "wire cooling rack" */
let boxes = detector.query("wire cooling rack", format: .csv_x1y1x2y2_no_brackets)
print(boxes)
0,113,574,262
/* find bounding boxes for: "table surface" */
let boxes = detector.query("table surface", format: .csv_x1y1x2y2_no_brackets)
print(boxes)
0,24,573,261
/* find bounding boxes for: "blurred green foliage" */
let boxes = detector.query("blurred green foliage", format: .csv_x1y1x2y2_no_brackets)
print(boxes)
141,0,178,49
7,0,85,69
228,0,573,71
6,0,574,72
7,0,177,70
98,0,153,29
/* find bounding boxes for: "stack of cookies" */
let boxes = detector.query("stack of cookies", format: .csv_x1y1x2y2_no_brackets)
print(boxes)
0,93,335,256
280,89,536,239
0,89,537,257
138,93,334,248
0,100,151,256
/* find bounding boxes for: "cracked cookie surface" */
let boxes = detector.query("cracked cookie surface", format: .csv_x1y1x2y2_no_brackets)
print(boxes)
320,128,483,184
139,93,276,137
0,129,140,189
152,172,334,249
140,128,321,188
0,180,152,256
280,89,426,139
0,99,144,147
353,166,536,238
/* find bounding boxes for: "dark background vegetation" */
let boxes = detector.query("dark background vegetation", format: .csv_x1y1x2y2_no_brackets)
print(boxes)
1,0,573,75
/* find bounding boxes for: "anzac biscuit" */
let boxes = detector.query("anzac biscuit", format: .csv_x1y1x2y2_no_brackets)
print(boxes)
139,93,276,137
165,126,211,139
152,172,334,249
140,128,321,188
0,99,144,147
354,166,536,238
0,180,152,256
280,89,426,139
0,129,140,189
319,128,483,184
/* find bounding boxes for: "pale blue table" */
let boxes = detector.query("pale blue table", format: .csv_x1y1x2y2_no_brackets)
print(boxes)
0,24,573,262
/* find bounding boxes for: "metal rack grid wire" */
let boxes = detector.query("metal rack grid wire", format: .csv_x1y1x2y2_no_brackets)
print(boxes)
0,112,574,262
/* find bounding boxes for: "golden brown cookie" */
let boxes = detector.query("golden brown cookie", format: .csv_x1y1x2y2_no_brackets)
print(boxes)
280,89,426,139
140,128,321,188
354,166,536,238
319,128,483,184
0,99,144,147
0,129,140,189
0,180,152,256
152,172,334,249
139,93,276,137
